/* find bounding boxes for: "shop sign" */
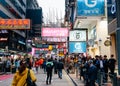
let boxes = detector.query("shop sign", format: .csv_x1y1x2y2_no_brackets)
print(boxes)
69,30,86,41
77,0,105,16
0,38,7,41
104,40,111,46
69,42,86,53
0,19,30,29
42,37,67,42
42,28,69,37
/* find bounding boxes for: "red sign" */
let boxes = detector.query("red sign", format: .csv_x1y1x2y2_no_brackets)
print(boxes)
0,19,30,29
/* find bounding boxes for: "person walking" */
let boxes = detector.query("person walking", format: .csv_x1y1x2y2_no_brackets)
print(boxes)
87,60,97,86
53,58,58,74
46,59,53,85
42,58,47,73
11,60,37,86
6,58,11,74
108,54,116,74
103,55,109,83
57,59,64,79
34,58,39,74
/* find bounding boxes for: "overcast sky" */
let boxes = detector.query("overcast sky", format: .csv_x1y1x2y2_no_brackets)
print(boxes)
37,0,65,24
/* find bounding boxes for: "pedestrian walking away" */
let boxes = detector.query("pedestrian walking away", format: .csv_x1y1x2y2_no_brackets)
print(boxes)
57,59,64,79
46,58,53,85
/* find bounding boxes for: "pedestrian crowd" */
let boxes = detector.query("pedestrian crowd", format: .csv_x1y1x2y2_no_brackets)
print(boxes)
65,54,116,86
0,54,65,86
0,53,117,86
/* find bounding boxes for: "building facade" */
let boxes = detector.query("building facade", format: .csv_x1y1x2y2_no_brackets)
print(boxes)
107,0,117,58
0,0,41,54
0,0,27,54
65,0,110,57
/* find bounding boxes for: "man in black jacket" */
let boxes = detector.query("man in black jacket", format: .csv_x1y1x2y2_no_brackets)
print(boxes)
87,60,97,86
46,59,53,85
108,54,116,74
57,59,64,79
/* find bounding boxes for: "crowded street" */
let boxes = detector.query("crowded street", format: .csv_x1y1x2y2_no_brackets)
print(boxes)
1,0,120,86
0,69,79,86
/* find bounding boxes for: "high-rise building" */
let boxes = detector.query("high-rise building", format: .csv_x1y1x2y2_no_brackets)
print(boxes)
0,0,27,54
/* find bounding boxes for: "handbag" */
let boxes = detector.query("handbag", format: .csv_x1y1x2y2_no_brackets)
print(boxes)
26,69,37,86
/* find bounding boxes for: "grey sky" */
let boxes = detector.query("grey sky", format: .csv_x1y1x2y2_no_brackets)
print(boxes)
37,0,65,24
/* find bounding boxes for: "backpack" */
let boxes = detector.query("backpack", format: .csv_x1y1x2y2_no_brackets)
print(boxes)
46,63,52,72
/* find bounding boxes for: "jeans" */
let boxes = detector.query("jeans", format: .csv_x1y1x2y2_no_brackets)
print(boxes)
58,69,62,79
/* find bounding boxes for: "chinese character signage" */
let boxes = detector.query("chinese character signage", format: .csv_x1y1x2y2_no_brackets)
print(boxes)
69,30,86,41
77,0,105,16
69,42,86,53
0,19,30,29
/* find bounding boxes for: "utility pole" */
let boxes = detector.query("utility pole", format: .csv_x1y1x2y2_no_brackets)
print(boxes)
116,0,120,75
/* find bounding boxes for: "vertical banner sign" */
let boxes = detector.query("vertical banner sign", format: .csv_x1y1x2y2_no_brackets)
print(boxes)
69,42,87,53
77,0,105,16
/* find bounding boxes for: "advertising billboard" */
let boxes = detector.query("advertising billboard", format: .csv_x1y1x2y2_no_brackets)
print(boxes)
77,0,105,16
107,0,116,23
42,37,67,42
69,30,86,41
0,19,30,29
69,42,87,53
42,28,69,37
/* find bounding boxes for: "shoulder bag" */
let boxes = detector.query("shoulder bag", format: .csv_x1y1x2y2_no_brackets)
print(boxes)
26,69,37,86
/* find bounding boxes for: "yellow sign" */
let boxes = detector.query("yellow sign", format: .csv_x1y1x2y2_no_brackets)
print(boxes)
59,51,64,56
48,45,53,50
0,19,30,29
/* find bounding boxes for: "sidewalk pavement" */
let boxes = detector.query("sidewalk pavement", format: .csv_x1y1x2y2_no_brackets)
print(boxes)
68,72,112,86
68,73,85,86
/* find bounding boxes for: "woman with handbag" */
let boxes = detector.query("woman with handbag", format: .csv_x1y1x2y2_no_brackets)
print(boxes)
11,60,37,86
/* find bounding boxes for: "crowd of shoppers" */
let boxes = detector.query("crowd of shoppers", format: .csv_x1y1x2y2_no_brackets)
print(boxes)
2,54,64,85
0,53,117,86
65,54,116,86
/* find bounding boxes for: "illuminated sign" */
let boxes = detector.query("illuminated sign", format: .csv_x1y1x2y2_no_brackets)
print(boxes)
77,0,105,16
0,30,8,33
42,28,69,37
0,38,7,41
0,19,30,29
69,42,87,53
69,30,86,41
42,37,67,42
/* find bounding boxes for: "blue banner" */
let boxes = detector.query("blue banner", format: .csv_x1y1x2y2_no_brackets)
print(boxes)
69,42,87,53
77,0,105,16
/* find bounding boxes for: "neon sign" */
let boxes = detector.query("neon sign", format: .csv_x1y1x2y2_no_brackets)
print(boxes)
0,19,30,29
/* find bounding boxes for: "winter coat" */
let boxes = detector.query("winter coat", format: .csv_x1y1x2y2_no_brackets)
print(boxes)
11,68,36,86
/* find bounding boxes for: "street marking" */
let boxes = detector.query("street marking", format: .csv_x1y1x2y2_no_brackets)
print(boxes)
63,71,75,86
